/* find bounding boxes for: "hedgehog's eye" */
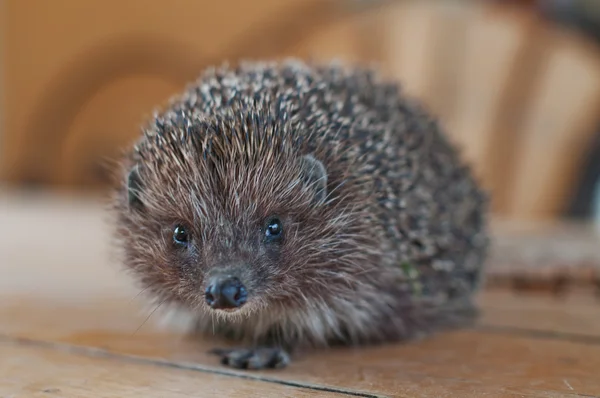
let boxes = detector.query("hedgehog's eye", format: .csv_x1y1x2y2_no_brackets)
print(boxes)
173,224,190,246
264,217,283,242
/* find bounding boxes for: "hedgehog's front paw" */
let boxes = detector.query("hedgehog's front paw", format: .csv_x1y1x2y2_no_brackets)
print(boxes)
209,346,290,370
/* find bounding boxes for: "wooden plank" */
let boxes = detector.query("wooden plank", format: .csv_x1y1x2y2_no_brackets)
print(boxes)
506,27,600,220
3,300,600,398
478,290,600,338
484,219,600,295
424,2,474,128
276,331,600,398
476,8,547,216
3,193,600,397
0,343,332,398
2,289,600,397
448,5,533,187
383,2,441,107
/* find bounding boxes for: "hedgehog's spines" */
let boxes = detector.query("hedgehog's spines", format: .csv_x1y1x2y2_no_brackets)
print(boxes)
113,58,489,352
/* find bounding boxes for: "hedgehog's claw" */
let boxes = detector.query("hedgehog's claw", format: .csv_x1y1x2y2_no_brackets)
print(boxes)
209,346,290,370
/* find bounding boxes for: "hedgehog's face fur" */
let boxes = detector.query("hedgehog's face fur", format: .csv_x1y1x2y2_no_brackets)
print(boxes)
114,110,381,342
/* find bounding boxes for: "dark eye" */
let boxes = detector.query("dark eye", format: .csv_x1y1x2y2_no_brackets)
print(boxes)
265,217,283,241
173,224,190,245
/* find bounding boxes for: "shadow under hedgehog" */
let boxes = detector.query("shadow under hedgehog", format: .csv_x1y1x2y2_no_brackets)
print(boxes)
111,59,490,370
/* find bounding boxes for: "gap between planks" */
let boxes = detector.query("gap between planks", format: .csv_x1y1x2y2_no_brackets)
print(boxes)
4,322,600,398
0,333,387,398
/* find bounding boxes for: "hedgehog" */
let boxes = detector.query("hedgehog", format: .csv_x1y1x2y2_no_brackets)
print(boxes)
112,59,489,370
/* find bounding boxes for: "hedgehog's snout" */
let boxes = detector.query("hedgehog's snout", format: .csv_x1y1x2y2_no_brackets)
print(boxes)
205,275,248,310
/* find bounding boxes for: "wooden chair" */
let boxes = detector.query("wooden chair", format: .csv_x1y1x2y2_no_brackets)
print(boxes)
355,1,600,223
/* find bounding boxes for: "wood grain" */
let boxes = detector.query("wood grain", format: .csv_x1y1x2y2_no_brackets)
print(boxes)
448,4,532,186
479,290,600,337
2,294,600,398
506,27,600,220
2,191,600,397
0,343,333,398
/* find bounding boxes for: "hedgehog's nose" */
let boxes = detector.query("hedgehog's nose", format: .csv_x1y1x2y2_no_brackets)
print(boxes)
205,276,247,309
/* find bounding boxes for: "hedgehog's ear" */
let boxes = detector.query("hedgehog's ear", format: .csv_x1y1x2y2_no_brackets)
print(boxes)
127,165,145,211
300,154,327,204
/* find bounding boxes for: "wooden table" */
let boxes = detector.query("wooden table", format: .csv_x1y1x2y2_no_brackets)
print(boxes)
1,190,599,397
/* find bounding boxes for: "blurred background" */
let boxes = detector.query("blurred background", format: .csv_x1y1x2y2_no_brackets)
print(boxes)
1,0,600,294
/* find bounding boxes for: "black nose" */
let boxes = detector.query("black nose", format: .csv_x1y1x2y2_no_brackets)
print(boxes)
204,277,247,309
